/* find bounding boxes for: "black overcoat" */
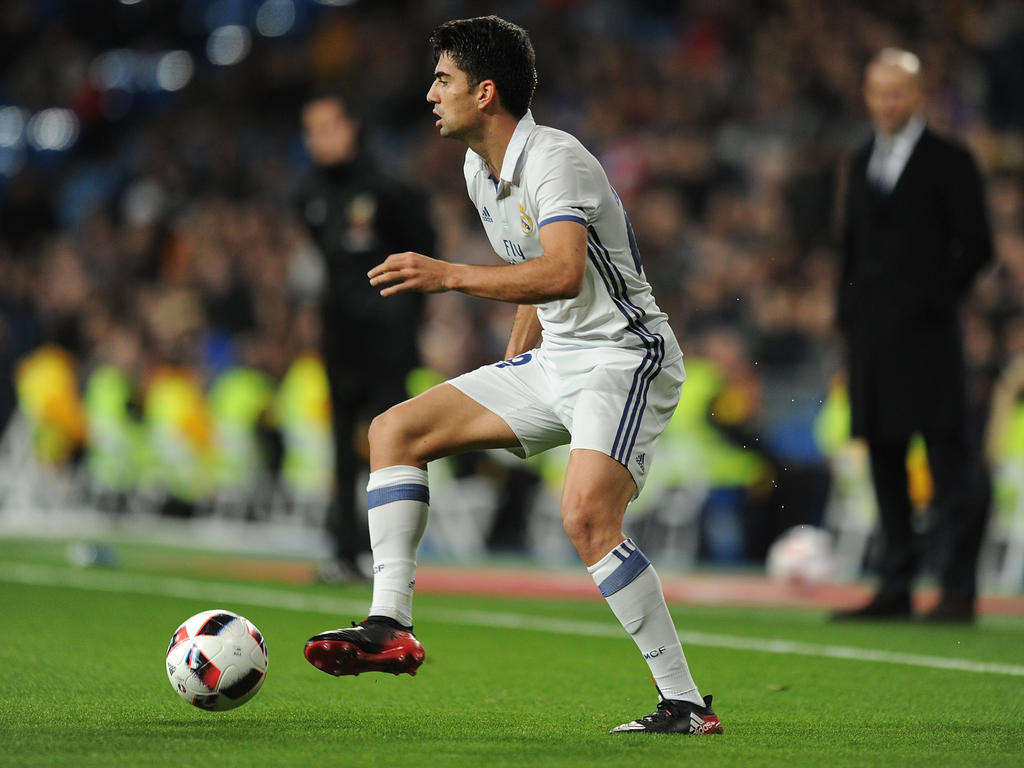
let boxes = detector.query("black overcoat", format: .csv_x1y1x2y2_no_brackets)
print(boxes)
838,127,993,441
299,155,436,397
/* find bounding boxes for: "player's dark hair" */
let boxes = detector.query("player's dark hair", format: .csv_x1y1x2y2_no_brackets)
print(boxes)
429,16,537,118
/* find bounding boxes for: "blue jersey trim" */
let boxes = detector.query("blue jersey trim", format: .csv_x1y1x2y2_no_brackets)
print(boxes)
367,483,430,510
586,226,665,465
622,209,643,273
611,187,643,273
539,214,587,228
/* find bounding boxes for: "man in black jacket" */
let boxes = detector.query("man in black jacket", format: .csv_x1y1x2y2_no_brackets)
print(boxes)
300,90,436,580
834,49,994,623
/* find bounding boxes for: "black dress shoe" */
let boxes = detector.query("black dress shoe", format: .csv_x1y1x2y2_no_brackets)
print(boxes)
830,594,912,621
921,600,976,625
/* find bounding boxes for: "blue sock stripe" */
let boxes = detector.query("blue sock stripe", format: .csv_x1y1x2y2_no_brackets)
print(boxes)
611,538,638,562
598,546,651,597
366,483,429,510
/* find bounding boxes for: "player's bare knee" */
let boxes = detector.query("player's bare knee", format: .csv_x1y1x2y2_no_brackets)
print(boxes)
561,481,629,562
369,407,417,461
368,403,438,466
561,506,599,551
367,409,398,448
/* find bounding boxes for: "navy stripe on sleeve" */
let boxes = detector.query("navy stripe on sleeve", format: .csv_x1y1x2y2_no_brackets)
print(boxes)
539,214,588,228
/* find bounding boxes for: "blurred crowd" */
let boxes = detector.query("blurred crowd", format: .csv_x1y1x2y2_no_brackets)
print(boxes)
2,0,1024,563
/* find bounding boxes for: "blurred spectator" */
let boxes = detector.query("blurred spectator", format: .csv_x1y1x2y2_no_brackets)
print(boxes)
82,322,144,510
0,318,15,432
833,49,994,624
15,344,86,465
693,327,830,562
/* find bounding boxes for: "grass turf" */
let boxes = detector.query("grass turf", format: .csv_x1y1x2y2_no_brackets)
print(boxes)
0,539,1022,767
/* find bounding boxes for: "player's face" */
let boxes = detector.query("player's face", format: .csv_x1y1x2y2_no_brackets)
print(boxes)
864,63,922,136
427,53,481,140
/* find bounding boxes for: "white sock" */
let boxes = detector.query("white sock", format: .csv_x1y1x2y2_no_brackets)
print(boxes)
366,465,429,628
588,539,703,705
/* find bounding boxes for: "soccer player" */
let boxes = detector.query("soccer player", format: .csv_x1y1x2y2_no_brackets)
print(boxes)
305,15,723,736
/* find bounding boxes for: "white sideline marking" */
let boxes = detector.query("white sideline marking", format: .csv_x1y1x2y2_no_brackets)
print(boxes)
3,562,1023,678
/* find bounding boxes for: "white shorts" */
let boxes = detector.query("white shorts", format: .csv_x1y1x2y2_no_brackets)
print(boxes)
449,344,685,497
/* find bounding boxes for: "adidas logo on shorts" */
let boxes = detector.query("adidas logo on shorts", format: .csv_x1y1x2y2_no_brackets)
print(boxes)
634,453,646,474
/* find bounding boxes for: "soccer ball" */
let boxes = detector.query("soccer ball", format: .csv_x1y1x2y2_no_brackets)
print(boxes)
165,609,268,711
766,525,834,588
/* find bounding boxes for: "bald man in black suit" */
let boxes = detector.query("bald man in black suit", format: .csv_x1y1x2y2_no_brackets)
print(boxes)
834,49,994,623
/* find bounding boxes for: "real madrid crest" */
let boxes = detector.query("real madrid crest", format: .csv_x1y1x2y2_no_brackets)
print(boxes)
519,203,534,235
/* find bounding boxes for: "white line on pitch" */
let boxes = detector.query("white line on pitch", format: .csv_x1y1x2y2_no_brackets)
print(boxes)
2,562,1022,678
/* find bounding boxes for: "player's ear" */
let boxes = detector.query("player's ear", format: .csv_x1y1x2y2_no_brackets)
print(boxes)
476,79,498,112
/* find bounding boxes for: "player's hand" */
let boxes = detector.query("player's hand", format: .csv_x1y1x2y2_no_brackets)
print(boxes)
368,252,453,296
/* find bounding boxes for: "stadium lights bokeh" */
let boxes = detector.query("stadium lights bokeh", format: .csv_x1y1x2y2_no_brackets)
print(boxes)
25,110,79,153
0,0,324,173
207,25,252,66
156,51,195,92
0,107,26,150
90,49,195,93
256,0,298,37
0,106,80,173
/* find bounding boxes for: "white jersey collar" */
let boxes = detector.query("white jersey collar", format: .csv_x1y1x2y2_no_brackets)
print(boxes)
472,109,536,199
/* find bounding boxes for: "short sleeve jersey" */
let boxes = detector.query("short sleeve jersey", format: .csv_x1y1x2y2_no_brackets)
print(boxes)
463,110,680,362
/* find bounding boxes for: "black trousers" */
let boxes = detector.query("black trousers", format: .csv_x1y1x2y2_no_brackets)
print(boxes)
323,346,411,563
868,431,991,605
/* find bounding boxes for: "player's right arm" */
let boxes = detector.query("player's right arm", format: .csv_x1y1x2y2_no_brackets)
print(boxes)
368,219,587,304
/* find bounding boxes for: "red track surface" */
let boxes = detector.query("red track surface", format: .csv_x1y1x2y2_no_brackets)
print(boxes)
414,565,1024,617
171,553,1024,617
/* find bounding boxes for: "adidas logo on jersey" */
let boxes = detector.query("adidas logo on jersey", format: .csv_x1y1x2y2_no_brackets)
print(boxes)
481,206,493,222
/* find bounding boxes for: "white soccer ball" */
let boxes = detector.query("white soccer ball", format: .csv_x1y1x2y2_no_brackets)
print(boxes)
165,609,268,711
766,525,834,588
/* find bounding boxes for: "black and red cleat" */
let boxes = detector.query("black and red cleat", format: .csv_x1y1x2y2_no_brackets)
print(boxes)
305,617,425,677
610,694,724,734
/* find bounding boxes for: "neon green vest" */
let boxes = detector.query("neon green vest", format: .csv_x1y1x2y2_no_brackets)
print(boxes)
208,367,276,490
83,364,143,491
276,354,333,496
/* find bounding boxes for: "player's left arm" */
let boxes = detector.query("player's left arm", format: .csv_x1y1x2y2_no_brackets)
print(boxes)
368,219,587,304
505,304,542,359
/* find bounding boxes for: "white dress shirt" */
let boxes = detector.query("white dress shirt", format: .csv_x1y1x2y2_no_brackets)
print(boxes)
867,114,926,193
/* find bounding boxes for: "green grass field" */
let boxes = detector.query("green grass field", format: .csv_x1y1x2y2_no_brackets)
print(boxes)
1,537,1022,767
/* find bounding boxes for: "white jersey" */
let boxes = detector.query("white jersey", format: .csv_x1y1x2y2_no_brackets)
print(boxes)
464,110,681,363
